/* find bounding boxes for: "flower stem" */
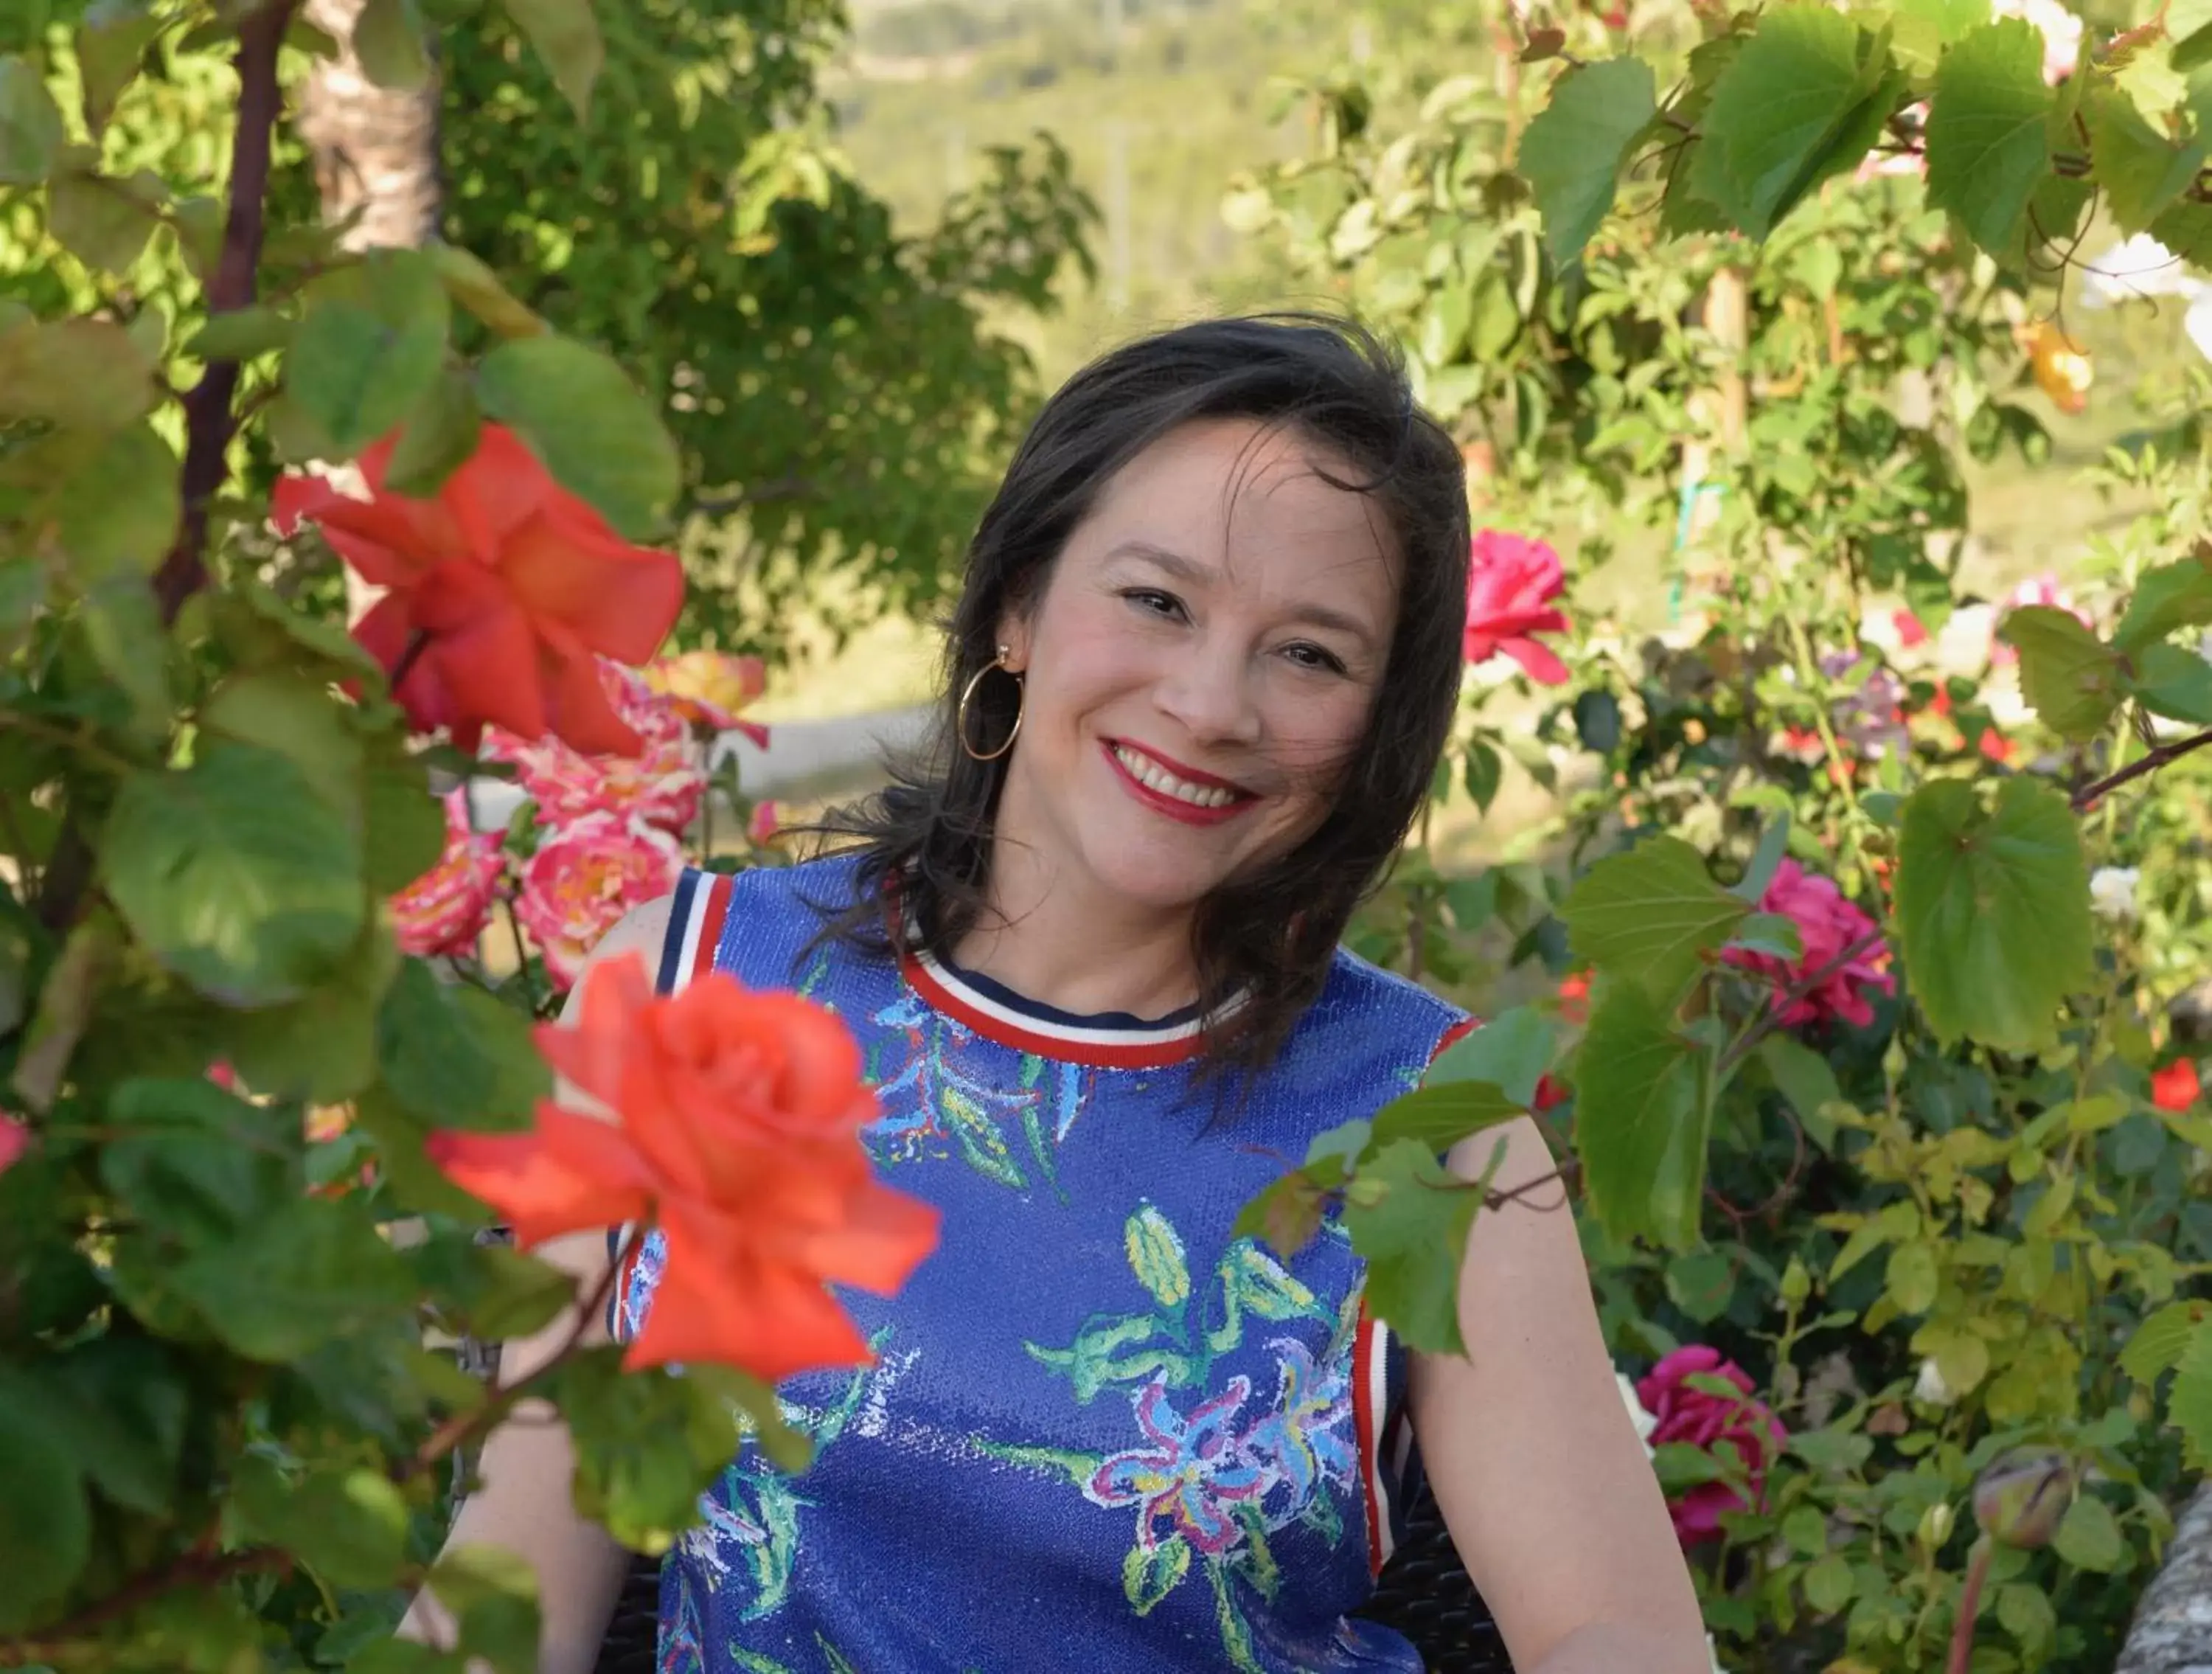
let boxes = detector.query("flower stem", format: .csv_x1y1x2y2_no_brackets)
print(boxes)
1947,1536,1993,1674
2072,725,2212,810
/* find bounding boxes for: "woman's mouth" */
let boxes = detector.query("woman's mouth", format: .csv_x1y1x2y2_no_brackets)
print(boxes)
1104,740,1258,825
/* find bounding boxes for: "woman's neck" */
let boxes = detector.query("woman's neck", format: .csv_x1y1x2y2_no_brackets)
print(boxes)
948,841,1200,1024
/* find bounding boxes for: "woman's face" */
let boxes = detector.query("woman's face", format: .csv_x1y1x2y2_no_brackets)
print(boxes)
992,417,1399,921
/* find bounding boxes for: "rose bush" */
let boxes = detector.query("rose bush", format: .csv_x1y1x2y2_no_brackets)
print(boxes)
1231,1,2212,1668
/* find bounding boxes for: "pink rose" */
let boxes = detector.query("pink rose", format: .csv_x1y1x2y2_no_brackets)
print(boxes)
1464,530,1571,685
514,811,684,990
0,1113,27,1178
487,659,706,836
746,799,781,846
1637,1346,1787,1546
643,649,771,748
390,789,506,959
1725,859,1895,1029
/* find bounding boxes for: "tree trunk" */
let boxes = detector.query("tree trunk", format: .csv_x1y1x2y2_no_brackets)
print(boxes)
295,0,442,254
2116,1483,2212,1674
293,0,442,625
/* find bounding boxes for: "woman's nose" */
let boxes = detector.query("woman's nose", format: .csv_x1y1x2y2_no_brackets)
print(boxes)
1152,639,1261,746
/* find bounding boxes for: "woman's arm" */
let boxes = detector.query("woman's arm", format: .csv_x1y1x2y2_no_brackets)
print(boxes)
1408,1116,1710,1674
397,896,674,1674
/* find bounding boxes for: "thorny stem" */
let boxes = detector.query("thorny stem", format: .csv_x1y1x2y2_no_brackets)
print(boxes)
2073,725,2212,810
1947,1537,1994,1674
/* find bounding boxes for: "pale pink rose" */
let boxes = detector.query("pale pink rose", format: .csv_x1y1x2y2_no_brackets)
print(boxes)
746,800,781,845
1464,530,1571,685
1638,1346,1787,1546
389,788,505,959
515,811,684,990
485,659,706,836
643,649,771,748
1992,0,2082,83
0,1113,27,1177
1725,859,1895,1028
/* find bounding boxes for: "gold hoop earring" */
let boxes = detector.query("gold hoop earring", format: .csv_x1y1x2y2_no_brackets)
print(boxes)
957,646,1025,763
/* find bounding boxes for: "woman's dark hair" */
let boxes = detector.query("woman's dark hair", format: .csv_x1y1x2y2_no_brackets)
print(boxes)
813,313,1471,1071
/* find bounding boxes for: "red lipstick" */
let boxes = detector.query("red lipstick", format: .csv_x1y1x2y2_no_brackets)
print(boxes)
1102,740,1258,828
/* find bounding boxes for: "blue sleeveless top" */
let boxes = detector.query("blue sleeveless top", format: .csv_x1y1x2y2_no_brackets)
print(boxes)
614,858,1467,1674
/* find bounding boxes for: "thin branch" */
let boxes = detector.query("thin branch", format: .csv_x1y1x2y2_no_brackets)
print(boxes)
151,0,299,626
2072,726,2212,810
1716,924,1890,1080
0,1547,293,1667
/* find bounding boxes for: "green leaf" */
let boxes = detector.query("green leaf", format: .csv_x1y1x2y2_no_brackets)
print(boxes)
2052,1491,2124,1571
225,920,400,1103
385,367,484,499
1801,1550,1854,1613
2113,552,2212,651
1891,0,1991,72
427,243,548,340
1561,836,1748,1001
355,0,432,91
172,1197,414,1363
0,317,158,429
103,741,367,1006
501,0,604,119
1698,7,1893,237
201,670,366,816
2000,606,2127,740
287,251,453,459
1664,1246,1736,1323
79,574,169,738
1727,912,1804,962
2132,642,2212,724
1885,1239,1939,1314
378,959,549,1128
101,1077,299,1243
230,1455,411,1588
1232,1166,1335,1258
2168,1319,2212,1466
2121,1302,2204,1386
1369,1079,1526,1156
186,304,294,362
1125,1203,1192,1310
1426,1007,1554,1106
1461,739,1503,813
0,56,65,186
47,1336,188,1517
2086,87,2208,233
362,737,448,894
424,1543,542,1674
476,335,681,538
1343,1139,1481,1355
1733,812,1792,903
46,164,167,274
1517,58,1658,265
77,0,164,134
1926,20,2056,257
0,1380,88,1633
1759,1032,1843,1150
1573,978,1711,1249
1997,1583,2056,1650
1895,778,2093,1050
43,420,181,580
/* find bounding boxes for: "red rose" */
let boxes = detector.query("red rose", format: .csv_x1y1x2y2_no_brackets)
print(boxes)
2154,1058,2202,1114
1636,1345,1787,1545
1464,529,1571,685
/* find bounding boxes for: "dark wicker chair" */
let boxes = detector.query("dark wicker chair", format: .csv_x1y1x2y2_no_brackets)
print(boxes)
587,1479,1512,1674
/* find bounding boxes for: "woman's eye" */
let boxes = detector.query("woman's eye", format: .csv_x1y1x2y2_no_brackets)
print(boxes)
1282,642,1347,675
1123,588,1185,619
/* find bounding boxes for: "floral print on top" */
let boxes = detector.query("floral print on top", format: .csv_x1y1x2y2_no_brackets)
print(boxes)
616,858,1464,1674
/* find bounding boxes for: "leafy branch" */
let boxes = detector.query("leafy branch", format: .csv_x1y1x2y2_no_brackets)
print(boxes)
2071,726,2212,810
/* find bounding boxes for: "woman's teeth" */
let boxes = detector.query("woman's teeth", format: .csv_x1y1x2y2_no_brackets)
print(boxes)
1113,745,1239,808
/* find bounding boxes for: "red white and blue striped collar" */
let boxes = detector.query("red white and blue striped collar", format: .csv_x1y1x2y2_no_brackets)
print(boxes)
897,938,1237,1070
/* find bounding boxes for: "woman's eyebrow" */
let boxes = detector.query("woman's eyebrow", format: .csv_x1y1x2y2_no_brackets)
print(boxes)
1105,540,1379,645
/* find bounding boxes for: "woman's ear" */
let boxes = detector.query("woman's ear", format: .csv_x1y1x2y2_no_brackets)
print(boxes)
993,608,1033,677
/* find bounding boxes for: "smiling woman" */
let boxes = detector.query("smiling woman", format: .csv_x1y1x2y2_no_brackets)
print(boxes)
403,316,1708,1674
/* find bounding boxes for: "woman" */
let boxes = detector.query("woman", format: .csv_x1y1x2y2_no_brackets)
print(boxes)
405,316,1708,1673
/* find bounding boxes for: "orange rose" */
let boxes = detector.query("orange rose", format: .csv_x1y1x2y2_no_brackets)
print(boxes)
427,952,939,1380
273,425,684,755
